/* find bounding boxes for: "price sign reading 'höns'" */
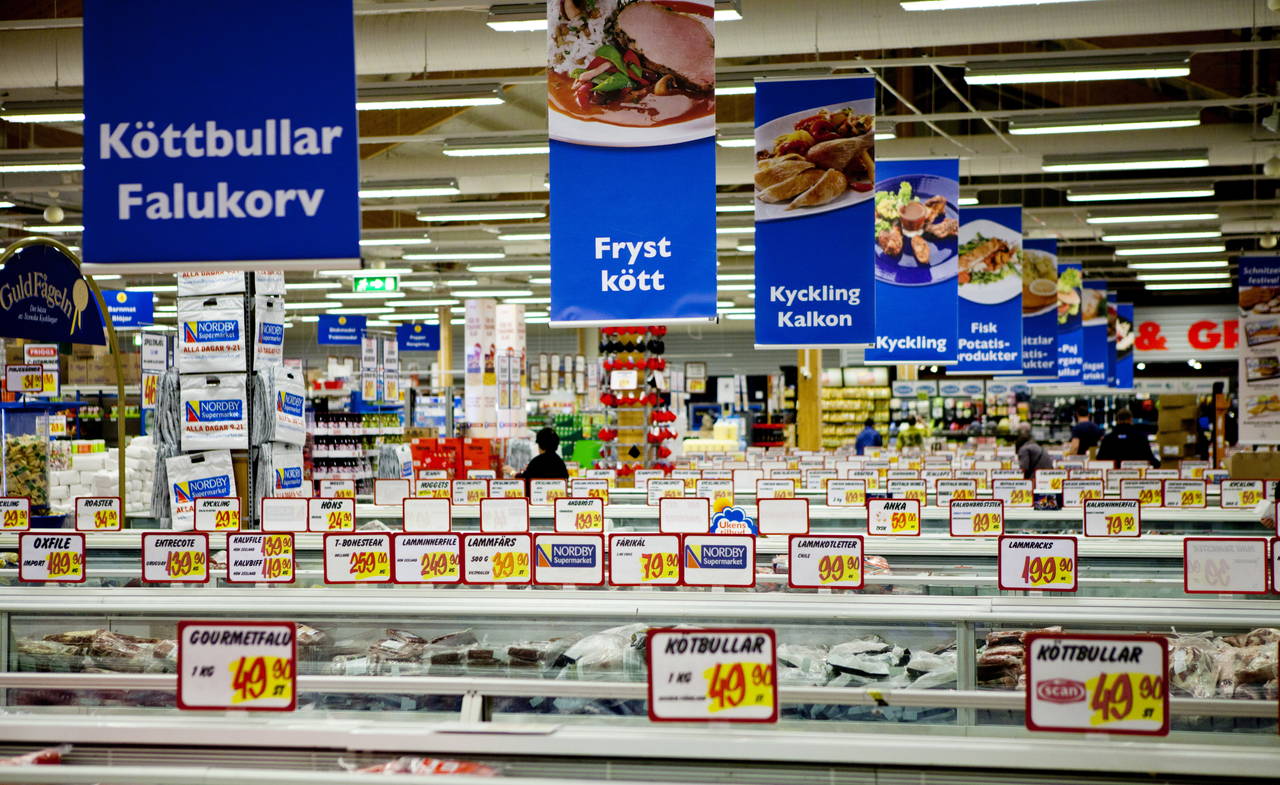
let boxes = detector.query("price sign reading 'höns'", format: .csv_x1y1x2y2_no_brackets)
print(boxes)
647,628,777,723
787,535,863,589
323,532,392,583
318,479,355,499
260,497,307,532
867,499,920,536
993,479,1033,508
1183,538,1270,594
826,479,866,507
998,536,1077,592
177,621,296,711
1084,500,1140,537
757,498,809,536
195,497,240,532
18,532,86,582
554,497,604,533
308,497,354,532
393,532,461,584
403,498,451,533
75,496,121,531
571,478,610,502
533,533,604,586
682,535,755,587
1219,480,1264,509
463,533,532,584
1163,480,1206,509
142,532,209,583
1121,479,1163,507
226,533,294,583
950,499,1003,537
609,533,680,586
1025,633,1168,736
1061,480,1104,508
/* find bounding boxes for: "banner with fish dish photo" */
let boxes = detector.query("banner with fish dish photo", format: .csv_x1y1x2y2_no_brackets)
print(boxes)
1115,302,1135,390
1055,262,1084,382
1080,280,1109,386
548,0,717,325
1020,238,1058,379
753,76,877,347
1237,255,1280,444
863,158,959,364
1106,291,1119,387
951,206,1022,373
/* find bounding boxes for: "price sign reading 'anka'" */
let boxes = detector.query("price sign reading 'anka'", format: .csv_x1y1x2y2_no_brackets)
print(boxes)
950,499,1003,537
647,628,777,723
323,532,391,583
1025,633,1169,736
177,621,296,711
463,533,532,584
18,533,86,583
75,496,122,531
554,497,604,533
609,533,681,586
787,535,864,589
1084,499,1141,537
998,536,1077,592
1183,537,1270,594
142,532,209,583
867,498,920,536
226,533,295,583
195,497,240,532
392,533,461,584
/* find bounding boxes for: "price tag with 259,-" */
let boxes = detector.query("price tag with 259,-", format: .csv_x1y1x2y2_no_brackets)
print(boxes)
323,532,392,584
195,497,240,532
142,532,209,583
867,498,920,536
950,499,1003,536
609,533,681,585
787,534,863,589
998,536,1078,592
1162,480,1206,509
392,532,461,584
554,497,604,532
75,496,122,531
308,497,355,532
1084,499,1141,537
177,621,296,711
462,532,532,584
226,533,295,583
1183,537,1270,594
1024,633,1169,736
1219,480,1264,509
18,532,85,583
647,628,777,723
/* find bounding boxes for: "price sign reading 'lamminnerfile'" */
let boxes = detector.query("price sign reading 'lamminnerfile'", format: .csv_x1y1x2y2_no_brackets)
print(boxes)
998,536,1077,592
1183,537,1270,594
177,621,296,711
392,533,461,584
1025,633,1168,736
1084,499,1140,537
226,533,295,583
18,533,86,583
647,628,777,723
75,496,122,531
787,535,863,589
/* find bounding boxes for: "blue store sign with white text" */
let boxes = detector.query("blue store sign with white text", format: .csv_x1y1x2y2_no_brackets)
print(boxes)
1056,262,1084,382
397,322,441,352
317,314,366,346
0,244,106,345
1081,280,1109,386
103,290,154,327
1021,238,1058,378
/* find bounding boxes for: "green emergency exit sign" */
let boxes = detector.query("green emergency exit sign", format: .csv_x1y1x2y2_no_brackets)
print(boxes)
353,274,400,293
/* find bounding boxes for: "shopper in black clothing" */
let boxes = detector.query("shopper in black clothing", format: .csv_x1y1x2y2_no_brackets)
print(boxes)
1095,408,1160,468
516,428,570,484
1067,403,1104,456
1014,422,1053,478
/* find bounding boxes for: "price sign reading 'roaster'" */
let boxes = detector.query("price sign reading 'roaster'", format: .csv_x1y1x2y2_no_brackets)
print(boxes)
392,532,461,584
1025,633,1168,736
998,536,1077,592
647,628,777,723
463,533,532,584
533,533,604,586
609,533,680,586
177,621,296,711
1183,538,1269,594
195,497,240,532
18,532,86,582
323,532,391,583
554,497,604,533
142,532,209,583
867,499,920,536
787,535,863,589
75,496,122,531
950,500,1003,537
308,497,354,532
1084,500,1140,537
226,533,294,583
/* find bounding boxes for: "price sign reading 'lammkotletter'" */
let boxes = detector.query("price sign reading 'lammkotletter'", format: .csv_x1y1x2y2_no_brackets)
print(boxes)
226,533,294,583
18,533,86,583
392,533,461,584
142,532,209,583
647,628,777,723
787,535,863,589
177,621,296,711
75,496,122,531
609,533,680,586
998,536,1077,592
1025,633,1168,736
1084,499,1141,537
323,532,392,583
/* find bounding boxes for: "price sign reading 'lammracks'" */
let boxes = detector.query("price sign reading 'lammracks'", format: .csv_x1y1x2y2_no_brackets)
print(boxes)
1025,633,1168,736
177,621,296,711
647,628,777,723
998,536,1077,592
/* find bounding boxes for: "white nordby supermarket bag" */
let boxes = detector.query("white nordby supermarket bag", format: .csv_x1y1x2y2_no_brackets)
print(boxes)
177,270,245,297
177,295,246,373
180,374,249,451
166,450,237,531
254,295,285,368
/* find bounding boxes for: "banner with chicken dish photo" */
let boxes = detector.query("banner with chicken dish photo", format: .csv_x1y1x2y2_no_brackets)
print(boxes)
753,76,878,347
1020,238,1058,379
1237,255,1280,444
863,158,960,365
952,206,1023,374
548,0,717,325
1106,291,1119,387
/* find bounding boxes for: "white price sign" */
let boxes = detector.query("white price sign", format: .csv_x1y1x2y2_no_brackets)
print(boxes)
825,479,866,507
682,534,755,587
533,533,604,586
1120,479,1163,507
608,533,681,585
867,498,920,536
886,479,926,505
659,497,710,534
787,535,863,589
949,499,1003,537
373,479,411,506
75,496,121,531
935,479,976,507
571,478,610,502
403,497,452,533
998,536,1077,592
5,364,44,393
555,497,604,532
633,469,664,490
226,533,295,583
318,479,355,499
260,497,307,532
393,532,461,584
308,497,354,532
490,479,526,499
530,479,567,505
756,497,809,535
142,532,209,583
993,479,1033,508
1061,480,1103,508
462,533,532,584
323,532,392,583
696,479,734,512
1084,499,1140,537
194,497,239,532
1183,537,1269,594
0,497,30,531
647,628,777,723
452,479,488,506
416,479,451,498
647,478,685,506
18,532,85,582
1024,633,1168,736
479,497,529,533
1034,470,1066,494
1163,480,1206,509
1219,480,1264,509
177,621,296,711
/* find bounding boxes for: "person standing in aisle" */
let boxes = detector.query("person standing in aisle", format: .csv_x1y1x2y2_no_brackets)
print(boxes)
1095,408,1160,468
1066,403,1104,456
854,417,883,455
1014,422,1053,478
515,427,570,487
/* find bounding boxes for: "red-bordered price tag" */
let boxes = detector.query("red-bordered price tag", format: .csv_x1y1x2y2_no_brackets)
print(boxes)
805,469,837,490
647,478,686,506
585,468,617,486
75,496,121,531
1120,479,1163,507
462,532,532,584
659,496,710,534
955,469,987,489
490,479,526,499
554,497,604,532
393,532,461,584
696,479,734,513
1084,499,1141,537
0,497,30,531
226,533,295,583
142,532,209,583
1219,480,1264,509
195,497,240,532
993,479,1033,508
533,533,605,586
1183,537,1269,594
5,364,44,393
935,479,976,507
826,479,866,507
318,479,355,499
731,469,764,493
468,469,497,480
530,479,567,505
1120,461,1150,472
1068,468,1104,481
323,532,392,583
887,479,927,506
886,469,919,480
177,621,296,712
755,478,796,500
18,532,86,583
1034,469,1067,494
633,469,664,490
647,628,777,723
452,479,488,506
1163,480,1206,509
998,535,1077,592
1272,538,1280,593
260,497,308,532
308,497,354,532
609,533,681,586
571,478,610,503
867,498,920,536
416,479,451,498
373,479,411,506
950,499,1003,537
1025,633,1168,736
846,469,880,491
787,534,863,589
757,497,809,535
1145,469,1178,482
681,534,755,587
673,470,701,491
1062,480,1104,508
403,497,452,533
479,496,530,533
1105,469,1140,494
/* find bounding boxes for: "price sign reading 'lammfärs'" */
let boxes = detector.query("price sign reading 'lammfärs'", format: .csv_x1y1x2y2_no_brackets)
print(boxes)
177,621,296,711
647,628,777,723
1025,633,1168,736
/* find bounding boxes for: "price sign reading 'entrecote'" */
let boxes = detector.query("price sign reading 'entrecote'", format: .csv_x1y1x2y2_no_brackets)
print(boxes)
392,533,461,584
142,532,209,583
226,533,294,583
867,498,920,536
177,621,296,711
1025,633,1169,736
463,533,532,584
787,535,863,589
950,499,1003,537
323,532,391,583
195,497,240,532
647,628,777,723
18,532,86,583
609,533,680,586
1183,537,1270,594
998,536,1077,592
1084,499,1140,537
75,496,122,531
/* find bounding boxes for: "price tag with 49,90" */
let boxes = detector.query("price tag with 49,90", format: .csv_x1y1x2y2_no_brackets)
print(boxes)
647,628,777,723
177,621,296,711
1025,633,1168,736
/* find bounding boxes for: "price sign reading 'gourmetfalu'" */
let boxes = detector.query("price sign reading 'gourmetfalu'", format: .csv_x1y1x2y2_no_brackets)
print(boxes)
177,621,296,711
647,628,777,723
1025,633,1168,736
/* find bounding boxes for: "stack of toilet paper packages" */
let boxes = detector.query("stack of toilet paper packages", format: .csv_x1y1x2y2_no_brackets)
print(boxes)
48,437,162,516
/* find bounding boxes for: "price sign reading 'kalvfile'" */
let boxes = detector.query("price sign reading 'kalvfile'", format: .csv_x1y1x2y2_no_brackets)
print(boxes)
142,532,209,583
1025,633,1168,736
787,535,864,589
647,628,777,723
75,496,122,531
998,536,1077,592
226,533,294,583
18,533,86,583
609,533,680,586
393,533,461,584
177,621,296,711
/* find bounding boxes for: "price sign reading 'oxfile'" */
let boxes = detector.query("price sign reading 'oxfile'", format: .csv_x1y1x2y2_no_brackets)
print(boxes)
787,535,863,589
323,532,392,583
177,621,296,711
75,496,122,531
998,536,1077,592
608,533,680,586
142,533,209,583
1025,633,1168,736
18,532,86,583
647,628,777,723
226,533,295,583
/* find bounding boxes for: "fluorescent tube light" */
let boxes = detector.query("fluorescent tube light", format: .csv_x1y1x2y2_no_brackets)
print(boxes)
400,281,439,290
717,300,736,308
443,137,550,157
456,289,534,298
284,302,334,310
1126,260,1228,270
1043,149,1208,173
445,279,479,287
0,201,13,209
874,121,896,141
964,52,1189,85
716,84,755,96
325,291,407,300
1136,272,1230,281
724,313,755,320
403,251,506,261
716,137,755,148
716,226,754,235
0,111,84,123
504,296,552,304
717,274,756,281
528,277,551,284
126,285,177,293
490,0,741,31
358,179,460,198
715,203,753,213
298,316,321,323
367,320,394,327
736,244,756,253
468,263,551,273
24,224,83,233
1144,282,1231,290
718,284,755,291
356,89,504,111
396,299,460,307
1115,244,1227,257
329,307,396,315
1067,185,1215,203
359,238,432,247
959,196,979,206
90,274,122,280
0,161,82,173
416,207,546,222
281,282,341,290
1086,212,1219,225
1009,110,1200,136
497,231,551,241
384,313,442,321
1101,230,1221,242
905,0,1102,7
317,266,413,277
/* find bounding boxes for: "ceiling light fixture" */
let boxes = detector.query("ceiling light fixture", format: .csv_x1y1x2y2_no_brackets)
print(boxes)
442,136,549,157
283,302,334,310
325,291,407,300
357,178,460,199
1135,272,1230,281
356,84,504,111
1144,282,1231,290
126,285,177,293
736,244,756,253
415,205,546,222
487,0,741,31
718,283,755,291
402,251,506,261
358,237,432,247
504,296,552,304
23,224,83,233
280,281,342,290
715,226,754,235
91,274,122,280
468,263,551,273
1086,212,1219,225
715,136,755,148
964,52,1189,85
1066,184,1216,203
958,195,979,206
1009,109,1200,136
716,83,755,96
0,200,14,209
718,274,755,281
528,277,551,285
905,0,1102,7
456,289,535,298
1101,230,1222,242
874,121,896,141
329,307,397,315
715,203,753,213
1127,260,1229,270
0,101,85,124
1115,244,1227,257
497,231,551,241
0,160,83,173
317,266,414,277
396,299,461,307
1043,149,1208,173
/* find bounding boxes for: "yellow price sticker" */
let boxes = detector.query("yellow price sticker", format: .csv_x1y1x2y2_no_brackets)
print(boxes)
1105,513,1137,535
890,511,918,533
816,554,861,584
970,512,1002,534
1021,555,1075,586
1239,489,1261,506
1051,478,1063,490
712,491,733,513
93,509,118,529
214,509,239,531
905,490,925,504
1138,489,1160,505
546,489,566,502
419,550,460,580
1010,489,1032,505
952,489,975,500
574,510,603,531
348,550,390,580
588,488,609,502
640,551,679,582
21,373,41,391
326,510,353,531
335,488,355,499
2,508,28,529
46,550,82,579
703,662,775,714
165,549,206,579
843,489,865,505
492,550,529,581
1179,490,1204,506
229,655,294,706
1087,671,1165,727
1079,489,1101,502
505,489,525,498
467,490,484,503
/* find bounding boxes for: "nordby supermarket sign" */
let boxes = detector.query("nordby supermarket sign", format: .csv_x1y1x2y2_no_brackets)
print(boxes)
1133,306,1236,361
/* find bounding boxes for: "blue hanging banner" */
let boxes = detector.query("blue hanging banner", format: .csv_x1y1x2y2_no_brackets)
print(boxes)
1105,291,1118,387
1080,280,1109,386
951,206,1022,373
317,314,365,345
103,290,154,327
0,244,106,345
1020,238,1058,378
1056,262,1084,381
1115,302,1135,389
753,76,877,347
863,158,960,364
547,1,716,325
82,0,360,271
397,322,441,352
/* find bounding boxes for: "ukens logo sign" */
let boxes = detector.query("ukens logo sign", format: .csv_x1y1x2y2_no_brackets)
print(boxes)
82,0,359,271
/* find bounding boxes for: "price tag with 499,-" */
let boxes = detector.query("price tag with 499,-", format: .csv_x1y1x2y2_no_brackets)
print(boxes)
75,496,122,531
177,621,296,711
867,498,920,536
787,534,863,589
998,536,1078,592
1025,633,1168,736
647,628,777,723
18,532,85,582
226,533,295,583
323,532,392,583
142,533,209,583
608,533,680,585
1084,499,1141,537
463,533,532,584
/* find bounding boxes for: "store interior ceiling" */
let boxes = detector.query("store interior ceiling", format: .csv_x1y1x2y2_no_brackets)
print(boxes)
1,0,1279,331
